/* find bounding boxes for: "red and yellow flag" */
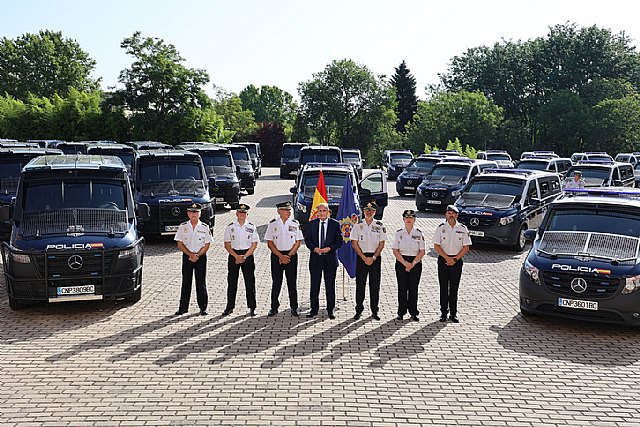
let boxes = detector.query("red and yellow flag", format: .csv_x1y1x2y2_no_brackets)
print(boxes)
309,170,328,221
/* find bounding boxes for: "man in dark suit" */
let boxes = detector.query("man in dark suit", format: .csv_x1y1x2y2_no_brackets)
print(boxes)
305,202,343,319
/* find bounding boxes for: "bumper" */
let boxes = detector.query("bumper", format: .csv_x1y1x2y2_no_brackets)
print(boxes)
210,185,241,205
239,174,256,190
462,220,520,246
519,269,640,325
2,240,144,304
396,179,420,195
139,206,214,235
280,164,298,177
415,190,455,210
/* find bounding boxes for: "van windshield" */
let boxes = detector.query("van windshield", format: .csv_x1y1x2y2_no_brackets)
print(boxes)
283,146,303,157
342,152,360,162
230,148,250,163
302,172,351,200
517,160,548,171
546,208,640,237
406,158,439,173
200,154,234,176
1,157,39,194
301,151,341,164
487,153,511,161
23,180,126,211
466,179,524,197
138,162,206,196
243,145,257,157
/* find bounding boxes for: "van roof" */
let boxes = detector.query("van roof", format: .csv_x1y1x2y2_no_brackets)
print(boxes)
24,154,127,171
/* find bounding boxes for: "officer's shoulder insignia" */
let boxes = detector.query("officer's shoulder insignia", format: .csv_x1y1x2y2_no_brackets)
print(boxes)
415,228,422,233
459,223,469,231
247,221,255,226
375,220,383,225
396,228,402,233
227,222,234,226
270,218,276,223
291,219,299,224
180,220,189,225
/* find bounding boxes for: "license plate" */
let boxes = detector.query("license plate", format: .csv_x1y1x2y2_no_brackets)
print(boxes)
404,186,415,191
558,298,598,310
215,198,225,203
468,230,484,237
427,200,441,204
57,285,95,296
164,225,180,232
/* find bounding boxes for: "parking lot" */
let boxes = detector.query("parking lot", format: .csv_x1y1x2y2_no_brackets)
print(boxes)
1,167,639,426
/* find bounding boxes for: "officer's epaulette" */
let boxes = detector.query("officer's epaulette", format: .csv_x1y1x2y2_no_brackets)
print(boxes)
291,219,299,224
415,228,422,233
375,220,383,225
270,218,277,223
247,221,255,226
396,228,402,232
227,222,234,226
459,223,469,230
180,220,189,225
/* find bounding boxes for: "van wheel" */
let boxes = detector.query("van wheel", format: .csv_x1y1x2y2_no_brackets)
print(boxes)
417,205,426,212
520,307,533,317
513,226,527,251
125,276,142,304
230,202,240,210
8,295,27,310
398,191,406,197
247,187,255,195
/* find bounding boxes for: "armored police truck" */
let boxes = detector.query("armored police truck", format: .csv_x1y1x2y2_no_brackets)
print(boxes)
0,155,147,309
520,187,640,325
0,147,62,240
133,150,214,235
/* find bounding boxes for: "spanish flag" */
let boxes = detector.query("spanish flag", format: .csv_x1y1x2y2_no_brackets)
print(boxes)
309,170,328,221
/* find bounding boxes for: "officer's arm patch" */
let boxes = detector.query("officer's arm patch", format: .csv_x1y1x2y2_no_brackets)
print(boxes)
270,218,276,223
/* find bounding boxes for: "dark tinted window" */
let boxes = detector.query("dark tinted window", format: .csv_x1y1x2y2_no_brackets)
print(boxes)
517,161,548,171
229,148,250,162
0,159,30,178
406,158,439,172
466,178,524,197
300,150,341,164
139,162,203,182
23,181,126,211
389,153,413,162
200,153,232,168
429,165,469,177
342,152,360,162
487,153,511,161
243,145,257,156
546,208,640,236
283,146,303,157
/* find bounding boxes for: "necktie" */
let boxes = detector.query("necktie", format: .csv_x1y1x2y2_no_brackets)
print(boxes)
320,221,325,248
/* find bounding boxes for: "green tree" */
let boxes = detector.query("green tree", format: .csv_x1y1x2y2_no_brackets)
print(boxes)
390,60,418,133
298,59,400,160
535,90,589,155
405,90,503,153
213,93,258,142
0,30,98,100
115,32,211,143
238,84,297,124
589,95,640,153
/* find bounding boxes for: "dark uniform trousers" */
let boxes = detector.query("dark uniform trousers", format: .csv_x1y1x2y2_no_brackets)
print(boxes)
438,255,463,316
270,250,299,310
395,255,421,317
226,249,256,311
309,257,337,314
179,254,208,312
355,252,381,315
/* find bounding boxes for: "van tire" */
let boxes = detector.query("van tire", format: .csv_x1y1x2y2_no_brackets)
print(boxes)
247,187,255,195
520,307,533,317
8,295,27,310
126,281,142,304
513,226,527,251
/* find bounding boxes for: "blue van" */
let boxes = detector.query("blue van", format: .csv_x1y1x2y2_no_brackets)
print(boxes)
0,155,148,309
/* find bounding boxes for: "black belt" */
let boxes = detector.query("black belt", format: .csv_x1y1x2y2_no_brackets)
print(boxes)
400,255,418,261
233,249,250,255
275,249,294,255
363,252,375,256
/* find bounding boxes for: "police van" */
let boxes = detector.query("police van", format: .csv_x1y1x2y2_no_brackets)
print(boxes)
290,163,388,228
133,150,214,235
0,147,62,240
416,158,496,211
396,154,444,196
86,143,136,174
455,169,562,251
280,142,309,179
0,155,147,309
520,187,640,324
476,150,515,168
566,160,634,188
226,144,256,195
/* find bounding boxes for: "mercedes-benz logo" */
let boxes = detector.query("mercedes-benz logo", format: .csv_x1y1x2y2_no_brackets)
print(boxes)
407,180,412,185
68,255,83,270
470,217,480,227
432,191,438,198
171,207,181,217
571,277,588,294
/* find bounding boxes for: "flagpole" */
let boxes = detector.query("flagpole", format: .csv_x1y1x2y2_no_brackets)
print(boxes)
342,266,346,301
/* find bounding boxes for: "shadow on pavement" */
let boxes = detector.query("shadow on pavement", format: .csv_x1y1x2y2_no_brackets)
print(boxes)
256,194,291,208
46,313,202,362
369,320,446,368
491,315,640,367
262,318,369,368
320,318,406,363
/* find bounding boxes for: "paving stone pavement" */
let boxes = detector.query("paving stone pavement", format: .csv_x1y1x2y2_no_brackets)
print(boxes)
1,167,639,426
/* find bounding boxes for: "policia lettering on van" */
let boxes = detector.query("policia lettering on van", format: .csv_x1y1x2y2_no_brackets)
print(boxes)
520,187,640,325
1,155,148,310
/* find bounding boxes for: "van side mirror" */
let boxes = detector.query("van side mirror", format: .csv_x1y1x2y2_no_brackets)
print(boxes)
528,198,541,207
136,203,150,221
289,187,296,194
524,229,537,241
0,205,10,222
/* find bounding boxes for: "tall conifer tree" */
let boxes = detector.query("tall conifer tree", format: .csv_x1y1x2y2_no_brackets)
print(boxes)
391,60,418,133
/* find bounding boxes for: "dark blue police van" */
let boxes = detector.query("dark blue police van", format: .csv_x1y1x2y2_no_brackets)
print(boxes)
133,150,214,235
520,187,640,325
0,147,62,240
1,155,147,309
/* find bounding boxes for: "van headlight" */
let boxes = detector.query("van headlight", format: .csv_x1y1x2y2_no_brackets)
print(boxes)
10,252,31,264
523,259,540,285
451,189,462,197
296,201,307,213
119,245,140,259
623,275,640,294
499,215,516,226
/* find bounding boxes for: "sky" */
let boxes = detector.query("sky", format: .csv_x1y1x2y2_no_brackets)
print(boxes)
2,0,640,100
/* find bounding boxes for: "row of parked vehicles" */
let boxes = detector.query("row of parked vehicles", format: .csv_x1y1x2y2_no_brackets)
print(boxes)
0,139,270,310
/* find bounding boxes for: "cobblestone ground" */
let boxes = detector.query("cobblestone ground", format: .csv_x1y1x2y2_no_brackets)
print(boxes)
1,167,639,426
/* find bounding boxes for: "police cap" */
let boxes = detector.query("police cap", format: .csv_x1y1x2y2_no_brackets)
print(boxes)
237,203,250,212
402,209,416,218
446,205,459,213
363,201,378,211
187,203,202,212
574,170,582,176
276,201,292,210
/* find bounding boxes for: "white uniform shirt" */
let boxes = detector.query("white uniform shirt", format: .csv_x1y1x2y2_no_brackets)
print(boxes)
174,220,213,253
351,220,387,253
432,220,472,256
223,220,259,250
264,217,304,251
391,227,426,256
564,178,585,189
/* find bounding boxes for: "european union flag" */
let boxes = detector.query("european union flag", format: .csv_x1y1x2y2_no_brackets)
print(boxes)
337,174,358,278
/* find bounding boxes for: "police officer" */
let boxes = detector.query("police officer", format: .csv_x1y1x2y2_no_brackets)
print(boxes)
565,170,585,189
223,203,259,316
433,205,471,323
174,203,213,316
351,201,386,320
391,209,425,321
264,201,304,316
